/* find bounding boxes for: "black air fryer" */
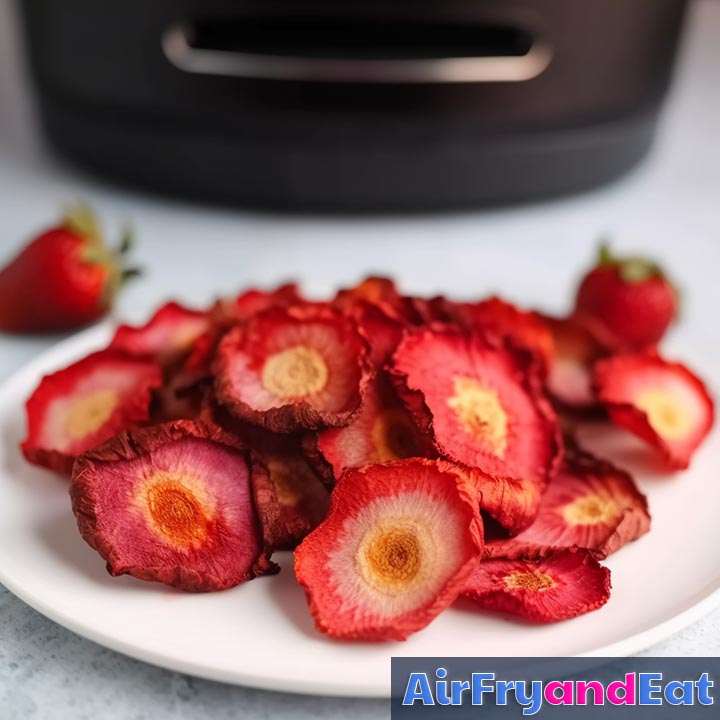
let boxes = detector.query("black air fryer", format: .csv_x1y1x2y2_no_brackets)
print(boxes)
19,0,687,211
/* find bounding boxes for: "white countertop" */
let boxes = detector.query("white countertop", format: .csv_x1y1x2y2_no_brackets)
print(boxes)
1,1,720,718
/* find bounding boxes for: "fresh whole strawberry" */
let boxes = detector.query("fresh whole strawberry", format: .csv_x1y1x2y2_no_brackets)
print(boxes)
0,207,140,333
573,245,678,351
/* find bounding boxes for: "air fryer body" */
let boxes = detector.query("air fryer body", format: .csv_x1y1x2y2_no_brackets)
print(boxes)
20,0,687,211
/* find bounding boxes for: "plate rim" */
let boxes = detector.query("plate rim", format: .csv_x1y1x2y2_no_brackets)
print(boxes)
1,325,719,698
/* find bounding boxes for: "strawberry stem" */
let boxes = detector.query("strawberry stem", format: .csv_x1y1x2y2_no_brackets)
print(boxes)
62,204,102,245
595,241,664,284
597,242,614,266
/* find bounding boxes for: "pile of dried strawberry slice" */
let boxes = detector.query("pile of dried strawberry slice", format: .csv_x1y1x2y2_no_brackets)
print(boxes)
20,250,715,642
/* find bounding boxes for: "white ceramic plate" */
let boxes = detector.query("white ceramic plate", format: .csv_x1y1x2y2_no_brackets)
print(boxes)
0,326,718,698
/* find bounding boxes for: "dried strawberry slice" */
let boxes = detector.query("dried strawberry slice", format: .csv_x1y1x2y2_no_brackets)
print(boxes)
309,375,433,485
334,276,418,323
294,459,484,641
22,350,162,475
141,301,237,424
485,445,650,559
70,419,276,591
232,422,330,550
594,353,715,469
214,307,371,432
462,548,611,622
183,329,219,377
408,296,455,325
470,470,543,536
110,302,210,364
181,287,310,378
391,329,561,490
448,297,555,372
347,301,405,370
149,369,208,423
544,315,606,413
180,297,246,377
235,283,305,321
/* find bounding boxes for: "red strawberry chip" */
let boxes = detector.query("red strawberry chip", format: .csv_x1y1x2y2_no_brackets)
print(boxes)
470,471,543,537
110,302,210,365
235,424,330,550
463,547,611,623
22,350,162,475
485,445,650,559
334,276,417,323
294,459,484,641
391,328,561,489
594,353,715,469
448,297,555,372
70,420,276,591
309,375,432,485
183,330,219,376
181,297,250,377
214,307,371,432
149,369,208,424
348,301,405,370
235,283,305,321
407,295,455,325
544,315,606,413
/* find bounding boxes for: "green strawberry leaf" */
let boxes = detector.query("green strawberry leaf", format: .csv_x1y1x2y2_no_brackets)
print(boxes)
596,242,664,284
63,205,103,245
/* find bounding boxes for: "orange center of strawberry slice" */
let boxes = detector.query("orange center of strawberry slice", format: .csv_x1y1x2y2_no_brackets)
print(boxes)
562,494,619,526
372,409,420,462
636,388,694,439
447,377,508,457
136,473,213,549
356,518,428,595
64,389,118,439
261,345,329,399
504,570,556,592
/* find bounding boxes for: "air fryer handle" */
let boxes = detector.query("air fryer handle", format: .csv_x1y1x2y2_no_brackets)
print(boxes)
162,24,551,84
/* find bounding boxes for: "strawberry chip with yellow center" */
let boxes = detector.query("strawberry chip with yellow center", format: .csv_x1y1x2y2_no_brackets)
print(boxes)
594,353,715,469
463,548,611,623
485,445,650,559
294,459,484,641
391,330,561,489
70,420,275,591
214,307,370,432
22,349,162,475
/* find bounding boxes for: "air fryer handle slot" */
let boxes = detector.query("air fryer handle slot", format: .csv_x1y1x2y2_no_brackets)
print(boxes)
162,20,551,84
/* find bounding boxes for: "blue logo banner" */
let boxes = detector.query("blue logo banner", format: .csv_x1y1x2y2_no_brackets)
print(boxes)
391,657,720,718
